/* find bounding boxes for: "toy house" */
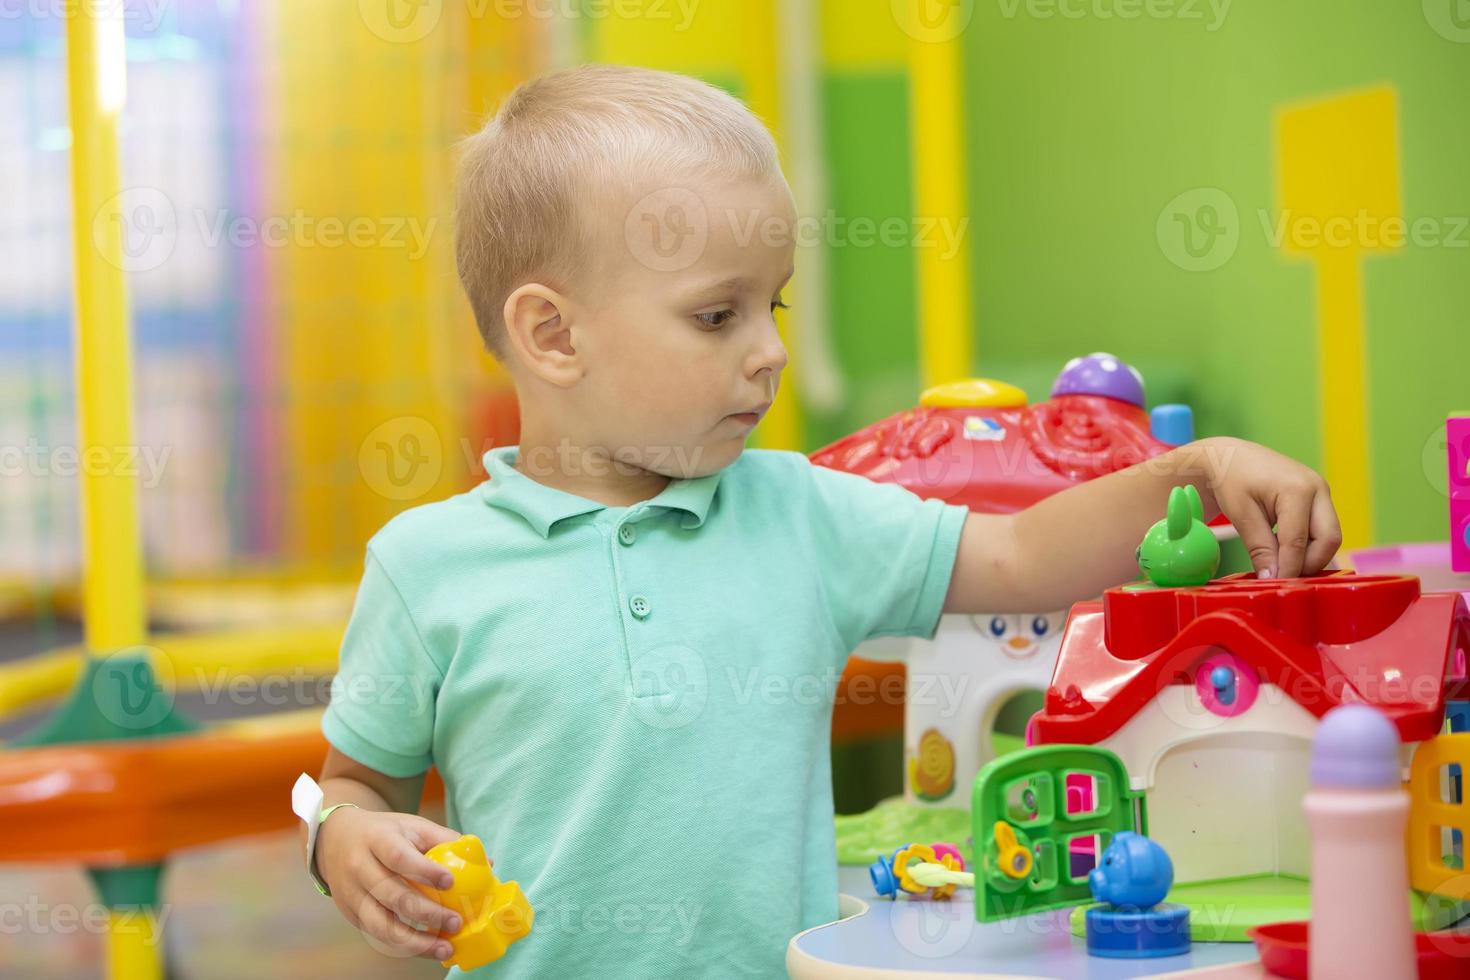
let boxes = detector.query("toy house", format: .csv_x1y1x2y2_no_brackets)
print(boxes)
813,354,1184,811
973,571,1470,939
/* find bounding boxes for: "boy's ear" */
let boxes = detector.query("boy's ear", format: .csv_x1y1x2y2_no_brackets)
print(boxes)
1184,484,1205,522
503,283,580,385
1166,486,1191,540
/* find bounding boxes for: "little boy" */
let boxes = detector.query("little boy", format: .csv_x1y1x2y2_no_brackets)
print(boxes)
302,64,1340,978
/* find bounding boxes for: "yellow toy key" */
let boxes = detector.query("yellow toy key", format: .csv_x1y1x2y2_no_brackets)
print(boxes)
993,822,1033,880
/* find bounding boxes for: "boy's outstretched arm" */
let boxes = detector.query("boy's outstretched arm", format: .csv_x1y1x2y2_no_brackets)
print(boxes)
942,436,1343,615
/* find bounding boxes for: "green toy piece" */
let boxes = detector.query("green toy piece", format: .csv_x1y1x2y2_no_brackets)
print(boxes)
972,745,1145,923
1135,485,1220,588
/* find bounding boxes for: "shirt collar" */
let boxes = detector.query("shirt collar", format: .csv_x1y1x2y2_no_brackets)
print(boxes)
479,446,723,538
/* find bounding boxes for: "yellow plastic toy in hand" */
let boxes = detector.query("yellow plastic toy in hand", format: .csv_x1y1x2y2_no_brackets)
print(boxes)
410,835,533,971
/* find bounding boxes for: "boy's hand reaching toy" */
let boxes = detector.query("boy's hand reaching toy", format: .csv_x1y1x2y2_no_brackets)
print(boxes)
944,436,1343,615
1204,437,1341,581
316,806,468,962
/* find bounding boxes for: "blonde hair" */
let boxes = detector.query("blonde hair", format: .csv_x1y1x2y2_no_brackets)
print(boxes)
454,63,783,361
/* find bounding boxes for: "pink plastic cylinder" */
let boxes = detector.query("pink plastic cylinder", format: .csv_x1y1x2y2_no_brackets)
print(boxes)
1305,754,1416,978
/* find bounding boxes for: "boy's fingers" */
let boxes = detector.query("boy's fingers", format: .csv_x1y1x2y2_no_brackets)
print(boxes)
404,814,462,849
1274,493,1312,579
372,833,453,890
1229,499,1279,578
358,896,454,961
374,872,464,936
1304,490,1343,575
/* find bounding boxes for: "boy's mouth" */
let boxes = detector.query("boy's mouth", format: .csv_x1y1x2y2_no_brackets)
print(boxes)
726,402,771,426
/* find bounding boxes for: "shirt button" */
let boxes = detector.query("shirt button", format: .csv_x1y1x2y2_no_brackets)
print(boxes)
629,594,651,619
618,524,637,546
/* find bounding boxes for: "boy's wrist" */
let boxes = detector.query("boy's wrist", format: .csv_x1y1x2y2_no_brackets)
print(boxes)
306,800,361,897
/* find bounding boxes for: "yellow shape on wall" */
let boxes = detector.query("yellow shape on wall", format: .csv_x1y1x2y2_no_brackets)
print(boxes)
1276,86,1402,550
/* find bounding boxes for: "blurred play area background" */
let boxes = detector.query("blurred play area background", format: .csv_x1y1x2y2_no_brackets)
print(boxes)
2,0,1467,977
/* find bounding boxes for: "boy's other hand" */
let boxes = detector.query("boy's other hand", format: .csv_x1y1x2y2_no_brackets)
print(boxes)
316,807,467,962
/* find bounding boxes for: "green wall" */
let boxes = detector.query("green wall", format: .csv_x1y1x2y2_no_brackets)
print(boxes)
961,2,1470,545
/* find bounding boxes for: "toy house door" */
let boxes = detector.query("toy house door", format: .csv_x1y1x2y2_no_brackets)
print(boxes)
972,745,1144,923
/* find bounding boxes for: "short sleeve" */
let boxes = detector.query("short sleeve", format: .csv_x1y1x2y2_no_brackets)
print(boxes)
803,460,970,653
321,549,442,778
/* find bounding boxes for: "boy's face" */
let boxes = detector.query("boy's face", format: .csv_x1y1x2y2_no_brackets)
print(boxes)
572,174,796,479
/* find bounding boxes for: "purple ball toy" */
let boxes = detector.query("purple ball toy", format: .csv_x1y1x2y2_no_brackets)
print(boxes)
1052,353,1145,407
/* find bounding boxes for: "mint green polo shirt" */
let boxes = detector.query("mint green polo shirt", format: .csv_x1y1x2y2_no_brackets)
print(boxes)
322,445,968,979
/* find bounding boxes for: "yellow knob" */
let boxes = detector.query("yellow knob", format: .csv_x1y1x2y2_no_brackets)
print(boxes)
920,379,1028,409
993,822,1033,880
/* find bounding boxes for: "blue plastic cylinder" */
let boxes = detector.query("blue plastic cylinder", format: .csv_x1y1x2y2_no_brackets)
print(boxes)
1150,404,1195,446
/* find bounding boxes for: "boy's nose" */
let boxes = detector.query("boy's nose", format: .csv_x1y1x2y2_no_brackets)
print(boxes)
747,324,789,379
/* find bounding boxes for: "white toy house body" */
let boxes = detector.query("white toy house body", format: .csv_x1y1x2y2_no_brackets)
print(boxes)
862,613,1067,807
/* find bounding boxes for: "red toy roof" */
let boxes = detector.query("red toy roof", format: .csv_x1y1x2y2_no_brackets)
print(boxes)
810,394,1173,514
1032,572,1470,745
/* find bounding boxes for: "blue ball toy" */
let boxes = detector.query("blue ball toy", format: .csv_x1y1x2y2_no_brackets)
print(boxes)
1087,831,1174,910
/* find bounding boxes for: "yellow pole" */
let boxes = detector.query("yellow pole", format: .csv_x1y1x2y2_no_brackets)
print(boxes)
107,910,164,980
66,4,146,655
65,9,159,979
744,0,802,452
906,20,973,388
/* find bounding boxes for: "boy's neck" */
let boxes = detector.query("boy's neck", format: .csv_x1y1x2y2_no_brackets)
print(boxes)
511,437,672,509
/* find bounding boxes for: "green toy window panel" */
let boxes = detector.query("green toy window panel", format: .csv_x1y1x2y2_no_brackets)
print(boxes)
1003,773,1054,826
972,745,1143,923
1028,838,1059,892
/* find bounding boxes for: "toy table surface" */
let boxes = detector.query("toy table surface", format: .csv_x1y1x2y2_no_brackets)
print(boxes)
787,868,1264,979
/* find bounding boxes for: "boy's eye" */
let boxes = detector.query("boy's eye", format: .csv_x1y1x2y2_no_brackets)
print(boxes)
695,310,735,330
771,296,790,312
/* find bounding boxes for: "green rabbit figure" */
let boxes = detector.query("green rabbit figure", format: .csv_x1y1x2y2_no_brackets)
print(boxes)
1135,484,1220,588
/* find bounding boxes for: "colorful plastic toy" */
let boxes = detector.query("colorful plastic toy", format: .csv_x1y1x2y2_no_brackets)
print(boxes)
867,849,902,898
1247,704,1470,979
1450,415,1470,574
1301,705,1416,978
815,353,1175,514
991,822,1033,881
868,841,970,901
998,572,1470,941
1084,901,1192,960
1248,921,1466,980
1149,404,1195,446
1084,832,1190,959
1134,484,1220,588
409,835,533,971
1088,831,1173,909
972,745,1143,922
819,355,1185,848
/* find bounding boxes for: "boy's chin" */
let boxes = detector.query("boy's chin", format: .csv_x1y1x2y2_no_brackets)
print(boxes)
654,439,742,481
